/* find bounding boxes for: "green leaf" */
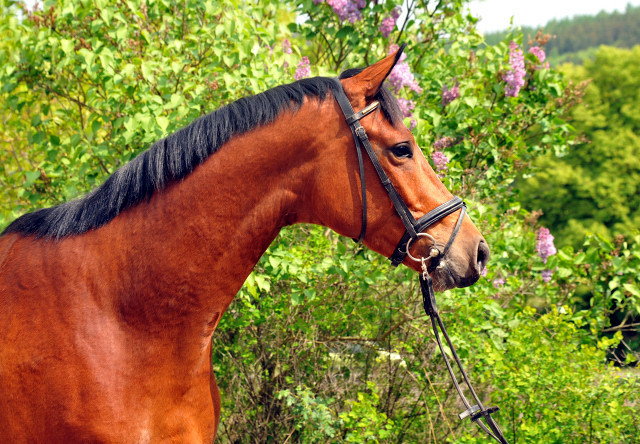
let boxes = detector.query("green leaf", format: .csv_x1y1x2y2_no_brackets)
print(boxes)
24,171,40,186
155,115,169,133
623,283,640,298
141,63,154,83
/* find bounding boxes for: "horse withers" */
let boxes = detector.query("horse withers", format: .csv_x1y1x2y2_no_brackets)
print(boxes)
0,48,488,442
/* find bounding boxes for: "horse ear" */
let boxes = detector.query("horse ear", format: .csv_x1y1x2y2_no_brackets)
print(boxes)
341,43,406,108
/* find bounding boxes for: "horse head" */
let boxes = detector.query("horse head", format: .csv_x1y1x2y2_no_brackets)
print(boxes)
304,47,489,291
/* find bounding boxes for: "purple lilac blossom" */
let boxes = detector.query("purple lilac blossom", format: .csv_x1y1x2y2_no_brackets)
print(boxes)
441,82,459,106
388,44,407,62
397,97,415,118
492,277,505,288
541,269,553,282
379,7,401,38
536,227,557,264
503,41,526,97
294,57,311,80
432,151,449,174
387,44,422,93
327,0,366,23
529,46,545,63
282,39,292,54
387,61,422,94
433,136,454,151
385,44,421,129
480,266,488,277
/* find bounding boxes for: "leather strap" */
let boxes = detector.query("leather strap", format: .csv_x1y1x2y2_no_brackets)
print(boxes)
332,75,509,444
442,204,466,257
421,274,509,444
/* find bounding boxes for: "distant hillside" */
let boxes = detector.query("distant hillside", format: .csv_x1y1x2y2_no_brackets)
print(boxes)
483,4,640,64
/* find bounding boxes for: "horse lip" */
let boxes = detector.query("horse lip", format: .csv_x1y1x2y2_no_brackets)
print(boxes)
430,259,457,291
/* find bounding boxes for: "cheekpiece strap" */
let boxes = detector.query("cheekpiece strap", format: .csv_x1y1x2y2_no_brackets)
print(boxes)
332,78,418,243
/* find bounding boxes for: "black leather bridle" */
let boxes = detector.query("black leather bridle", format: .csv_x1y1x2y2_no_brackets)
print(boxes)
332,78,509,444
331,77,466,265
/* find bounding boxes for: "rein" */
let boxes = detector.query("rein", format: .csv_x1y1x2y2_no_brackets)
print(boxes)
332,78,509,444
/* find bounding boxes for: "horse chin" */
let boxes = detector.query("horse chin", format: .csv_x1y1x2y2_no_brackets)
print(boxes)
429,261,457,292
429,258,478,292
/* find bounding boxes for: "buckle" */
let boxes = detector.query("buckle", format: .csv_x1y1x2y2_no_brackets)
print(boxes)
471,406,500,422
459,405,500,421
459,405,480,420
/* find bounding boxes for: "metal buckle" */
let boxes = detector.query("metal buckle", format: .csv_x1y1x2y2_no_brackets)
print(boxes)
459,404,481,420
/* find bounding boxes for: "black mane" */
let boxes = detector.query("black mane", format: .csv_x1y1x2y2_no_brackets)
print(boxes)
2,74,401,239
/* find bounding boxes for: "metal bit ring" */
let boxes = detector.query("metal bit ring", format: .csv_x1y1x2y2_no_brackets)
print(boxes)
405,232,440,262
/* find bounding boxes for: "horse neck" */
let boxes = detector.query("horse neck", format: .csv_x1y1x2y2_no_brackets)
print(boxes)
89,99,326,336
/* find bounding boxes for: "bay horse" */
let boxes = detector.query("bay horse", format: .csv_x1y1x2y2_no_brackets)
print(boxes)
0,48,489,442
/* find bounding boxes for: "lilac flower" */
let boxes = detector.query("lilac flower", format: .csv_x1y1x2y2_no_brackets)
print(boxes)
409,118,417,130
379,7,401,38
397,97,415,118
326,0,366,23
529,46,545,63
480,266,488,277
441,82,459,107
503,41,526,97
386,45,421,103
388,44,407,62
541,269,553,283
387,58,422,94
492,277,505,288
313,0,324,4
433,136,454,151
294,57,311,80
432,151,449,174
536,227,557,264
282,39,292,54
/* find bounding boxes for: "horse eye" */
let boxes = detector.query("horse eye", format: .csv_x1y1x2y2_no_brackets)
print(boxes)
390,144,413,159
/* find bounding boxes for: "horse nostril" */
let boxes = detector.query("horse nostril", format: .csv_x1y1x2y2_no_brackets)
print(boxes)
476,240,490,272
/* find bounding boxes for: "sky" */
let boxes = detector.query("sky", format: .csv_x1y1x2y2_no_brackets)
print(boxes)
467,0,640,33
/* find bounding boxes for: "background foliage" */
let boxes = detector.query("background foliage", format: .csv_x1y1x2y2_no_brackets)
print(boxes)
518,45,640,249
1,0,639,442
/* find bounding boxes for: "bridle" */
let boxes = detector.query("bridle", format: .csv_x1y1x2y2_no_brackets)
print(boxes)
332,78,509,444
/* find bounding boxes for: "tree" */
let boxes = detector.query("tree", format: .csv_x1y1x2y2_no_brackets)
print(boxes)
518,46,640,248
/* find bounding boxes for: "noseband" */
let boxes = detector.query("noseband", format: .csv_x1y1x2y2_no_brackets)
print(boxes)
332,78,509,444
